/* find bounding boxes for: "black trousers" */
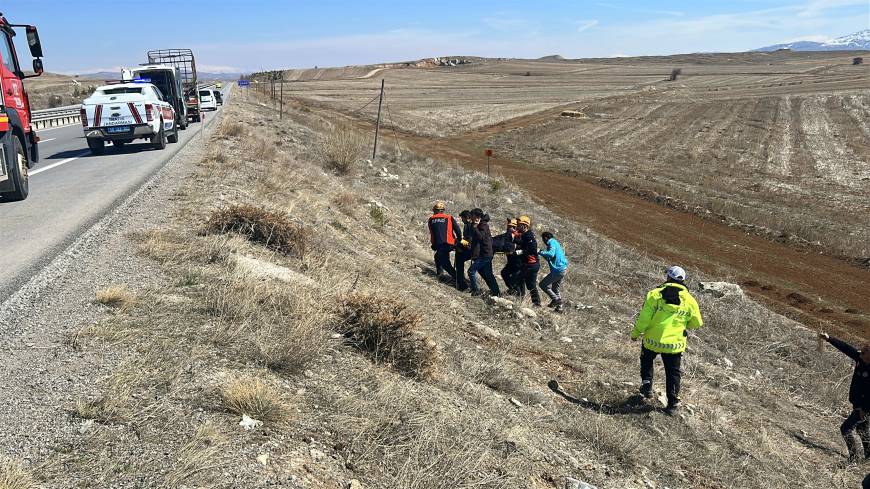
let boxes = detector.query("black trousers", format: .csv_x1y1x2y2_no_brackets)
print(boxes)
521,263,541,305
455,251,470,289
433,244,456,278
500,262,522,293
640,345,682,406
841,408,870,460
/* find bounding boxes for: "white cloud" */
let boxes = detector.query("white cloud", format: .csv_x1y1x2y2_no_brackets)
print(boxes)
575,20,599,33
198,64,242,73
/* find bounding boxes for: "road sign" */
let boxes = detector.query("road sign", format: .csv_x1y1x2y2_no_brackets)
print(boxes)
238,80,250,87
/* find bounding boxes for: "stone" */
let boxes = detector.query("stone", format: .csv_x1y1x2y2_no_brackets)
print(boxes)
722,357,734,368
473,323,501,339
489,296,514,310
257,453,270,466
231,254,317,287
510,397,523,407
239,414,262,430
347,480,364,489
560,336,573,343
699,281,744,298
520,307,537,318
565,477,598,489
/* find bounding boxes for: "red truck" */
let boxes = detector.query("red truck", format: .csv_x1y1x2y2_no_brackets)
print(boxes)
0,13,44,201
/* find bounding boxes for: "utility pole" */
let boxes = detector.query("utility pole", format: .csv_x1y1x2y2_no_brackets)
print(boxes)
372,78,384,160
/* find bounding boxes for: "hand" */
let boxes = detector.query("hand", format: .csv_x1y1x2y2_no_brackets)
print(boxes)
514,250,523,255
461,239,470,248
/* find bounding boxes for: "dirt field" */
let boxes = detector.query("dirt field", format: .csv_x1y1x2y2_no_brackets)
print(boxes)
23,72,98,110
272,51,870,339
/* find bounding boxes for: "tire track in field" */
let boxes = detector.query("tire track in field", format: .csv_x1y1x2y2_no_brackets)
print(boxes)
767,96,794,177
609,103,678,148
799,96,867,188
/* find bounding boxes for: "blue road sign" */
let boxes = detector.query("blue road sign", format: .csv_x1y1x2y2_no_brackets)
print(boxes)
238,80,250,87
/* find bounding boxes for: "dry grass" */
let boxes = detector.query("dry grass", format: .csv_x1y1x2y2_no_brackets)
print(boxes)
164,424,226,487
246,136,278,161
0,459,36,489
94,285,136,309
205,204,307,257
316,123,367,175
336,293,440,380
216,120,247,138
205,278,327,373
220,373,287,422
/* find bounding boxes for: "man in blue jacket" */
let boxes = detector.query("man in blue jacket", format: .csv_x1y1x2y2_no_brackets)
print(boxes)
538,231,568,312
819,331,870,462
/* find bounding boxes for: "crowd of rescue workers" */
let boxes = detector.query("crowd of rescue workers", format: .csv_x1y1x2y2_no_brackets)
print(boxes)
427,201,870,468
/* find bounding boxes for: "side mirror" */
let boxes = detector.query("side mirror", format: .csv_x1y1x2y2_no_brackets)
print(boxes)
32,58,43,76
26,26,43,58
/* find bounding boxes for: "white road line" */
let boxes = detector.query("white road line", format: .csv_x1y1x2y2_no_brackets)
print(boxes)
39,138,56,143
30,150,90,176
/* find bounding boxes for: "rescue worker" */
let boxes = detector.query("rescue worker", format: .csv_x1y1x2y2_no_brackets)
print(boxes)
512,216,541,306
538,231,568,312
467,208,501,297
630,266,703,415
497,219,522,294
818,331,870,462
454,210,473,291
427,201,461,281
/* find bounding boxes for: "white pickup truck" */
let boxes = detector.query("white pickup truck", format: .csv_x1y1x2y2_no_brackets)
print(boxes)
80,82,178,155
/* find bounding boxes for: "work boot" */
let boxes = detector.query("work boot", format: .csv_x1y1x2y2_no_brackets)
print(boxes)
547,299,557,308
470,290,485,297
554,300,564,313
664,401,682,416
639,382,653,399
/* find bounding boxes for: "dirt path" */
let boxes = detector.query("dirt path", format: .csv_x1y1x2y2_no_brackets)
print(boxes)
303,98,870,340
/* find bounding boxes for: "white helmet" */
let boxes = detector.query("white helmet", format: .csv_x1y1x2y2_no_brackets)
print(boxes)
666,265,687,282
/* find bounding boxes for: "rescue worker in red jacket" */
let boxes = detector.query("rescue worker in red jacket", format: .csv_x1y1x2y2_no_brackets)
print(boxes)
427,201,461,281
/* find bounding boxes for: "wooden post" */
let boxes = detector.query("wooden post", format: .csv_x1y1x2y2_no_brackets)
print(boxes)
372,79,384,160
279,79,284,119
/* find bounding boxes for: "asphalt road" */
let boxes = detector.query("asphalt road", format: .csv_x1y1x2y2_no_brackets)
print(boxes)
0,87,228,299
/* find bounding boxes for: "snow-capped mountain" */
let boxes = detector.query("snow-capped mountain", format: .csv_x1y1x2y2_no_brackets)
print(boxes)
755,29,870,52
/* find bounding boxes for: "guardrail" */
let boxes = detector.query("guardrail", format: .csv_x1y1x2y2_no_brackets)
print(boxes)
32,104,80,130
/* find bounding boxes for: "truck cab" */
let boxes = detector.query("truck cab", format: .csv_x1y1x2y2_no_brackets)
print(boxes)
0,14,43,202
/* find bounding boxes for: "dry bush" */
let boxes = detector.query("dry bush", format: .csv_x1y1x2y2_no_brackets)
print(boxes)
247,136,277,161
336,293,440,380
0,459,36,489
332,192,358,215
317,124,366,175
94,285,136,309
854,57,864,66
221,373,287,422
205,279,326,372
164,424,226,487
217,120,246,138
669,68,682,81
205,204,307,256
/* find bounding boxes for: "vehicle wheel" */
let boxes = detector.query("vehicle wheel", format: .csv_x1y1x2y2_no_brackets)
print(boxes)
1,137,29,201
179,118,187,130
151,123,167,150
87,138,105,156
167,125,179,144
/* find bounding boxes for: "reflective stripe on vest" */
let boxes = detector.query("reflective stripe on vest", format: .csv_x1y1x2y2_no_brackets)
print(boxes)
429,213,456,246
643,337,686,353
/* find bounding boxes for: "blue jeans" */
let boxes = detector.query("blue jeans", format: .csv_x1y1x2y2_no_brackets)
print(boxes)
468,257,500,295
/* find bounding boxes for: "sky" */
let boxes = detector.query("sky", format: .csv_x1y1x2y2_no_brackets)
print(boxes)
2,0,869,74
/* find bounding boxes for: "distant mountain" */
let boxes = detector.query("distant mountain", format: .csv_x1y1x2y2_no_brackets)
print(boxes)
755,29,870,52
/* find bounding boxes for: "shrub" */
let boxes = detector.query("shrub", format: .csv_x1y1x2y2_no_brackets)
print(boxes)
0,459,37,489
854,57,864,66
669,68,682,81
489,179,503,193
336,293,440,380
369,205,388,228
205,204,307,256
217,120,246,138
95,285,136,309
317,124,367,175
221,374,286,422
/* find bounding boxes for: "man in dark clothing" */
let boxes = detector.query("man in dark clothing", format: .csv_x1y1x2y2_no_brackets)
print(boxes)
427,201,461,281
467,208,501,297
496,218,522,294
819,332,870,462
454,210,473,291
512,215,541,306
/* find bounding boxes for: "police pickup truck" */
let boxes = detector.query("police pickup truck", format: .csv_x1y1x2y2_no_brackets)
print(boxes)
80,82,178,155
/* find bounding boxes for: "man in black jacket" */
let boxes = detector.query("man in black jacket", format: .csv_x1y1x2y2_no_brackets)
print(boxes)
467,208,501,297
512,215,541,306
497,218,522,294
454,210,473,291
819,332,870,462
427,201,461,281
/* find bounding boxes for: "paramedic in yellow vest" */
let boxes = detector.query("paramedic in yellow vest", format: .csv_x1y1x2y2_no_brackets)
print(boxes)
630,266,703,415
